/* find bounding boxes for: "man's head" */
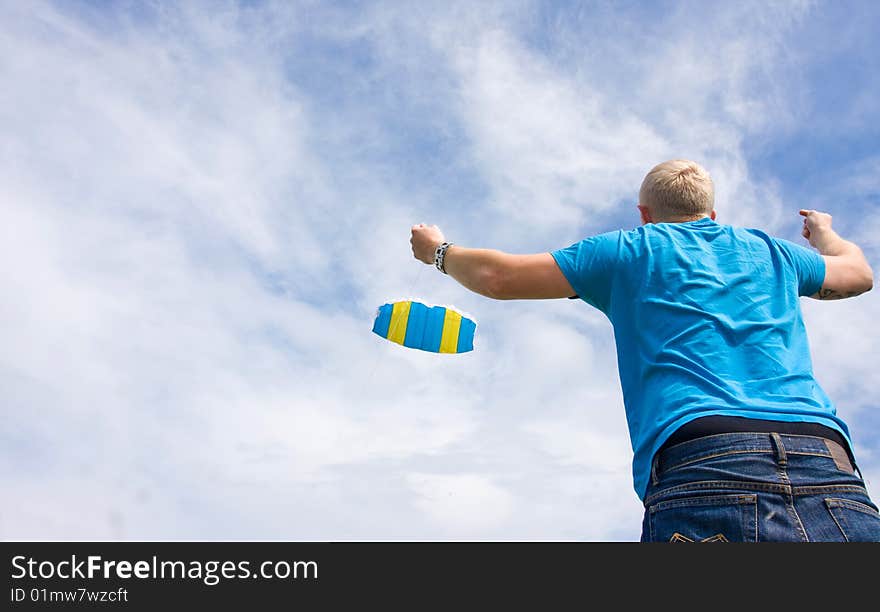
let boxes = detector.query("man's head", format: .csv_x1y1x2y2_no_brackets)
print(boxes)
638,159,715,224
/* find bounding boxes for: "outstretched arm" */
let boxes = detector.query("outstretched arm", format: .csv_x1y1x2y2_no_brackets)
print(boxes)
800,209,873,300
410,224,575,300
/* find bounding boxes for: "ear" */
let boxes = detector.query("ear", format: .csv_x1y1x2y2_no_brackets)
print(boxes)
638,204,653,225
710,209,716,220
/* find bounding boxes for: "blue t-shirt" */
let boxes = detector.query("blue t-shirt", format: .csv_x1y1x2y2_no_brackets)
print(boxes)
551,217,851,499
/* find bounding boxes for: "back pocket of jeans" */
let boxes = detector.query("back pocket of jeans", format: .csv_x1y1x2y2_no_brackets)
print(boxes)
649,494,757,542
825,498,880,542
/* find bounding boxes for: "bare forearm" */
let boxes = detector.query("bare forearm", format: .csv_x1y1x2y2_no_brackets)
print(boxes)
811,229,873,287
409,225,576,300
442,246,505,298
804,220,874,300
811,228,866,259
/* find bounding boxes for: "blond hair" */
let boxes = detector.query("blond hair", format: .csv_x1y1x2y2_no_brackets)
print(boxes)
639,159,714,221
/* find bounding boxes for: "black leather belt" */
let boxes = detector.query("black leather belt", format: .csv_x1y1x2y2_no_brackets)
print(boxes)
660,415,853,463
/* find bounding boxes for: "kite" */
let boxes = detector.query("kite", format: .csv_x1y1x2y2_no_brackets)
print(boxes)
372,300,476,354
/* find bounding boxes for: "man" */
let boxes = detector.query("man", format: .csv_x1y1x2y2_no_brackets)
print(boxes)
410,159,880,542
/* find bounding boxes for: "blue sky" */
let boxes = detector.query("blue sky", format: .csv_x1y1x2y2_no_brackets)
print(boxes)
2,0,878,540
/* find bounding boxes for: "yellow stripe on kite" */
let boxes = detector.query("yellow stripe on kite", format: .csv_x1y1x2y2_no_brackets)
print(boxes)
387,300,411,345
438,308,462,354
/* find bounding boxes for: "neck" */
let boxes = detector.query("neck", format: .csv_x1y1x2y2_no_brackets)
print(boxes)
660,215,709,223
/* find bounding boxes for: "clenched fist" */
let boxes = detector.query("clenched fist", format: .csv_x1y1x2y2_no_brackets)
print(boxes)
410,223,446,265
799,209,833,249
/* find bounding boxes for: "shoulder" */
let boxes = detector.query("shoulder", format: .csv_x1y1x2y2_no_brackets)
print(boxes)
583,227,630,243
555,228,628,256
761,233,820,263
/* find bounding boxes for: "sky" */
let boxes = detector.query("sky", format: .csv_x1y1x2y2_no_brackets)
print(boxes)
1,0,879,541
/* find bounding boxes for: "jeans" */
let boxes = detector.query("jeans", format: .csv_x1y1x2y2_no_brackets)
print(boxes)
641,432,880,542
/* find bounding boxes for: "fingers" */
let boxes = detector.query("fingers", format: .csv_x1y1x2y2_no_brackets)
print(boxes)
799,210,832,224
411,223,442,235
412,223,437,232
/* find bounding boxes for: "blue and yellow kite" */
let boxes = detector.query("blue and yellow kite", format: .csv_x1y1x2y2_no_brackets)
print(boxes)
373,300,476,354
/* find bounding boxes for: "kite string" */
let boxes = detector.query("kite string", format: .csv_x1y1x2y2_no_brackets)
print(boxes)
405,261,426,300
386,261,425,342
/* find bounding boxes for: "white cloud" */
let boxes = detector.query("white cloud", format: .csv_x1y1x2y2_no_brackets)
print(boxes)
406,473,515,535
448,29,667,232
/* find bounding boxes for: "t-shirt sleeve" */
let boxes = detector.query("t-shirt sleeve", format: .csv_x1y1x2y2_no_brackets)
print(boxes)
550,231,621,313
774,237,826,296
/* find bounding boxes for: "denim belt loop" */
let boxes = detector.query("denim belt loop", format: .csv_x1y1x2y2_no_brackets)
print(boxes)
770,432,787,466
650,451,660,486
